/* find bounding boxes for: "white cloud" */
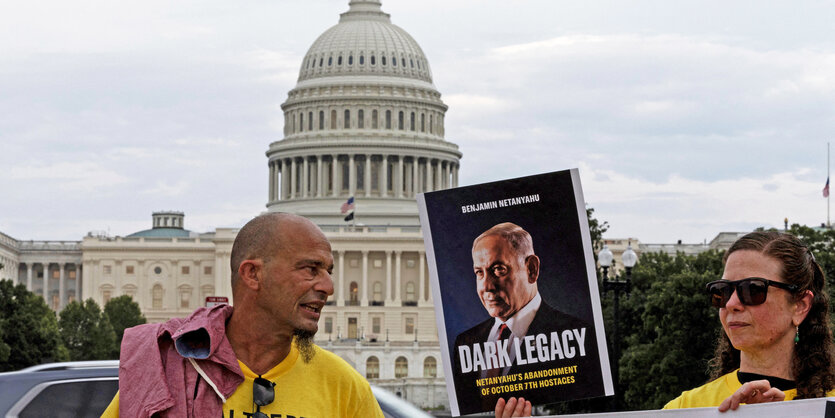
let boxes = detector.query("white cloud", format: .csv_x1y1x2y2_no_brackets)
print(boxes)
579,163,829,242
6,161,130,191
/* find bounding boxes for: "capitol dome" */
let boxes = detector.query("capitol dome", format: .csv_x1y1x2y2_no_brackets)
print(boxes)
298,0,432,84
266,0,462,226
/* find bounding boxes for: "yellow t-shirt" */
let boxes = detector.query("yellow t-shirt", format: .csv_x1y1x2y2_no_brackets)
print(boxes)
663,369,835,409
102,344,383,417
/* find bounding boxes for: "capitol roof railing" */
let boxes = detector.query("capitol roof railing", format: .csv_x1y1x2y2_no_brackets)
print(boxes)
18,240,82,252
320,225,422,234
0,231,19,251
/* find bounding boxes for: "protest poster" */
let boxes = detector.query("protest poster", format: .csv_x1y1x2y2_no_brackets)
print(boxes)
417,168,613,416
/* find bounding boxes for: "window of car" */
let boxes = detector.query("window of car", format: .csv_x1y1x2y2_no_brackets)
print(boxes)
9,377,118,418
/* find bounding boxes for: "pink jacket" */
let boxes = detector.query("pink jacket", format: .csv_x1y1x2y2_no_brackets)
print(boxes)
119,304,244,418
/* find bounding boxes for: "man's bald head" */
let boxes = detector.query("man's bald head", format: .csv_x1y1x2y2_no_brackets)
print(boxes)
230,213,323,290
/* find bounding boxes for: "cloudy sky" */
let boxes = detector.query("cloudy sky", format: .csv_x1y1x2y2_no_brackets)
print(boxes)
2,0,834,244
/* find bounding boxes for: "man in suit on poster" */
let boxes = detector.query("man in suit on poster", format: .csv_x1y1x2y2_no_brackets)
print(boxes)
452,222,602,415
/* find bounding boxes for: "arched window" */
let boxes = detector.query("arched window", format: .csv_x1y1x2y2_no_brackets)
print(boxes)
100,284,114,305
410,59,414,68
402,58,406,67
429,114,434,134
385,110,391,129
319,58,323,67
398,111,404,130
350,281,358,304
122,284,137,299
179,285,192,309
360,55,364,65
319,111,324,130
417,60,421,69
328,57,332,66
358,109,364,129
421,113,425,132
308,111,313,131
152,284,163,309
392,56,396,66
371,110,378,129
331,110,337,129
299,113,303,132
372,281,382,301
424,357,437,378
349,55,353,65
371,55,376,65
410,112,415,131
395,357,408,378
382,56,387,66
366,357,380,379
344,109,350,129
338,56,343,65
405,282,416,301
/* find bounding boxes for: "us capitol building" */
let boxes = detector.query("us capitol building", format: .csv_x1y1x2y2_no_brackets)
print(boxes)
0,0,460,409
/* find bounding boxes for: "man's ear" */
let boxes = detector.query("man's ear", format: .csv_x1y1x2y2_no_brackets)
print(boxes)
525,255,540,283
238,259,263,291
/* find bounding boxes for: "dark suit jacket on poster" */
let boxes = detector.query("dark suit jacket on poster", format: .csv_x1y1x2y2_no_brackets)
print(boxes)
452,300,603,415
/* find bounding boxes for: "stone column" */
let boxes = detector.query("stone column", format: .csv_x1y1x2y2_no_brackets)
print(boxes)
290,158,297,198
338,251,345,306
381,154,389,197
279,160,286,200
59,263,65,310
42,262,49,301
317,155,324,197
385,251,393,304
394,251,402,304
26,263,32,291
268,161,274,202
331,154,339,197
435,160,443,190
302,157,309,198
425,159,433,192
280,160,285,200
361,251,369,306
412,157,419,196
453,164,458,187
397,156,404,198
75,264,82,302
364,155,371,198
348,154,356,198
419,252,426,304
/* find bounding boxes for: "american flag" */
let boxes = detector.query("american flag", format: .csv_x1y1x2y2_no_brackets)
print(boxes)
340,196,355,214
824,178,830,198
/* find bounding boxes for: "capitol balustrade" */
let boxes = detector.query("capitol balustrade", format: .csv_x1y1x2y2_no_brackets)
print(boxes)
320,225,421,234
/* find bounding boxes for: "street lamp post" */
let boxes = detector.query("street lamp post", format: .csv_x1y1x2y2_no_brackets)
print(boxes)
598,243,637,411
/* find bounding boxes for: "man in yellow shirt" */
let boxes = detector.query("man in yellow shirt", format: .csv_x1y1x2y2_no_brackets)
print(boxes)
102,213,383,417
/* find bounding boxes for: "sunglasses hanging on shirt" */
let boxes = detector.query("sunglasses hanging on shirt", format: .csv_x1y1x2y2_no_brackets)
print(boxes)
705,277,799,308
253,376,276,418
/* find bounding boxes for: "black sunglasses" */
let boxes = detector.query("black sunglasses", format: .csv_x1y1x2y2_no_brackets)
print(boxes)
253,376,276,418
706,277,799,308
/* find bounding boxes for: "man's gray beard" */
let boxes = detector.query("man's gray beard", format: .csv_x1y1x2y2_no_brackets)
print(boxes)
293,329,316,363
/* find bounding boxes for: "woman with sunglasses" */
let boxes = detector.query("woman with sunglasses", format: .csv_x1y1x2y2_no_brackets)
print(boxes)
664,230,835,410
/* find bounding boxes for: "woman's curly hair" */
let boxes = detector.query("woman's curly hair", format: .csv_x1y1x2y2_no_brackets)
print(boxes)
708,231,835,398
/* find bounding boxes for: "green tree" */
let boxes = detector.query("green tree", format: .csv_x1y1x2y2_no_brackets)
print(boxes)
0,279,68,371
587,206,610,260
104,295,146,355
58,299,117,360
618,250,725,410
